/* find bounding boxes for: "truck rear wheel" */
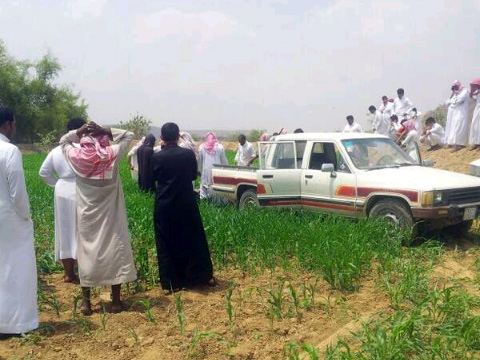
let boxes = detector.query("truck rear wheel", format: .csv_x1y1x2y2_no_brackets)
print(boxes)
369,199,415,237
238,189,259,210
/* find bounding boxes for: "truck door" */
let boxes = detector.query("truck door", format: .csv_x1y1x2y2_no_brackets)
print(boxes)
257,141,302,207
301,142,357,216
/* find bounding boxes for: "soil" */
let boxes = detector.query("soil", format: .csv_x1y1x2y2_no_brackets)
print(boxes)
2,144,480,360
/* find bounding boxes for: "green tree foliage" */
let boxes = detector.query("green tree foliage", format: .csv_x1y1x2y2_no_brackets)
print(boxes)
0,41,87,142
247,129,267,142
117,113,152,139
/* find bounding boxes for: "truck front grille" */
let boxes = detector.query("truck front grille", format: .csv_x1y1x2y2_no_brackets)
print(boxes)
445,187,480,205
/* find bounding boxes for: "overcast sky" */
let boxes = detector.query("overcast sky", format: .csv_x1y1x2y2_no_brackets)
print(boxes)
1,0,479,132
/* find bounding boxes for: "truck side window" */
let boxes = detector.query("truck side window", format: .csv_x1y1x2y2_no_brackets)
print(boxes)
309,142,350,173
262,142,297,170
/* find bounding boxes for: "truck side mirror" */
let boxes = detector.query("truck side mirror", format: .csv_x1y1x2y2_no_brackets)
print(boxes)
321,163,335,174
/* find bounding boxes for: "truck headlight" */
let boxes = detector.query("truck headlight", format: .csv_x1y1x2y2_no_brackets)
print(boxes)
421,191,443,206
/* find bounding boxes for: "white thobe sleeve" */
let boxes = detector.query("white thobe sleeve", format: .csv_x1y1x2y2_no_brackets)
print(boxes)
39,151,58,187
128,145,139,157
60,130,81,156
6,147,31,221
357,124,364,132
111,129,134,157
406,98,414,112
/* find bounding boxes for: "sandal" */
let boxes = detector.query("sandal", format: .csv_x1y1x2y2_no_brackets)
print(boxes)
80,301,93,316
110,300,129,314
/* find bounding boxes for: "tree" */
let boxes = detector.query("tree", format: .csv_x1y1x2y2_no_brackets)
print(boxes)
117,113,152,139
247,129,267,142
0,41,87,143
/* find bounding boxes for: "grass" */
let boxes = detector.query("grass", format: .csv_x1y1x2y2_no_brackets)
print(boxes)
21,151,480,358
27,151,406,292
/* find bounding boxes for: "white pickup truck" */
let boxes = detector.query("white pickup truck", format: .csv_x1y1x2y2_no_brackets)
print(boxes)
212,133,480,234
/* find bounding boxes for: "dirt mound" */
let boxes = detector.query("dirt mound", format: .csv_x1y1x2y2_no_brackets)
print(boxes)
421,146,480,174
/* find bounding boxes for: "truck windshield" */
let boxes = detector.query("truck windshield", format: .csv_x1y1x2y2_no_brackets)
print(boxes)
341,138,416,170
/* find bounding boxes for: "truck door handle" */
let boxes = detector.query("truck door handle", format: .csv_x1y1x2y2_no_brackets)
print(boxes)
263,175,274,179
305,175,313,179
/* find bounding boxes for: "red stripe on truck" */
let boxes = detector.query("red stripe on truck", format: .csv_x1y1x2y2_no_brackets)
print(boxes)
213,176,257,186
335,185,418,203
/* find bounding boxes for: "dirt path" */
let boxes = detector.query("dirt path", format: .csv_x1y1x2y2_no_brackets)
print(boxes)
0,269,393,360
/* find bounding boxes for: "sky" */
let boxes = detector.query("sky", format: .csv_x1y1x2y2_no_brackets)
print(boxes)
0,0,479,132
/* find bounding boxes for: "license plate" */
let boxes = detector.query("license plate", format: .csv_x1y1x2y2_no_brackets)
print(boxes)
463,207,477,220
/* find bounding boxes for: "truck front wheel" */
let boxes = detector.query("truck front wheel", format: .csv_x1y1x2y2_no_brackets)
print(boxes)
238,189,259,210
369,199,415,234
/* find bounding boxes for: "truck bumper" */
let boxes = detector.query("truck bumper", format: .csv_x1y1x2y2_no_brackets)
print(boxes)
412,203,480,229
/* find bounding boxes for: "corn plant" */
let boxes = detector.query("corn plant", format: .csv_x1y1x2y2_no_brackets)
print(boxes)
38,289,61,318
127,327,139,345
189,329,223,358
174,293,186,335
134,298,156,323
100,304,108,331
288,284,301,319
285,341,320,360
225,287,235,330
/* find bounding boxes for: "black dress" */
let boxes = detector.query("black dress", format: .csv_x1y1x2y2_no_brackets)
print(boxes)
151,144,214,290
137,145,155,192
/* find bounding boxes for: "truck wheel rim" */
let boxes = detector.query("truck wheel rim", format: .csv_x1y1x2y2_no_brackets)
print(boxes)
384,213,400,227
245,197,257,207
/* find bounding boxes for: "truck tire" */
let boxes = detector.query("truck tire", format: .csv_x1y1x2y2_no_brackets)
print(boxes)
445,220,473,237
238,189,259,210
369,199,415,236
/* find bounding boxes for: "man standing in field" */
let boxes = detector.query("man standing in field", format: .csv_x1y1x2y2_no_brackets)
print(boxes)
60,122,137,315
39,117,86,283
0,107,38,337
342,115,363,133
235,134,256,166
445,80,470,152
152,122,215,294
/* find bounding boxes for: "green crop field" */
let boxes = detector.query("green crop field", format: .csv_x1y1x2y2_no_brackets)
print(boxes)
9,151,480,359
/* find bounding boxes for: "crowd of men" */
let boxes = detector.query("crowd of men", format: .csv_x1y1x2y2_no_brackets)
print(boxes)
342,79,480,154
0,109,215,337
2,78,480,338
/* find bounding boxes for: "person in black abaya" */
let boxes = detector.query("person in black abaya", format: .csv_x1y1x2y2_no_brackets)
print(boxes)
137,134,156,192
151,122,215,294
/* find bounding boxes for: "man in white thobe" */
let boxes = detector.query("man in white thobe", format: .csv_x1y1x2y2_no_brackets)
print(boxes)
39,117,86,283
393,88,414,118
420,117,444,151
0,107,38,336
342,115,363,133
387,115,401,141
127,137,144,181
445,80,470,152
369,105,389,135
234,134,256,166
469,80,480,150
379,95,394,124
